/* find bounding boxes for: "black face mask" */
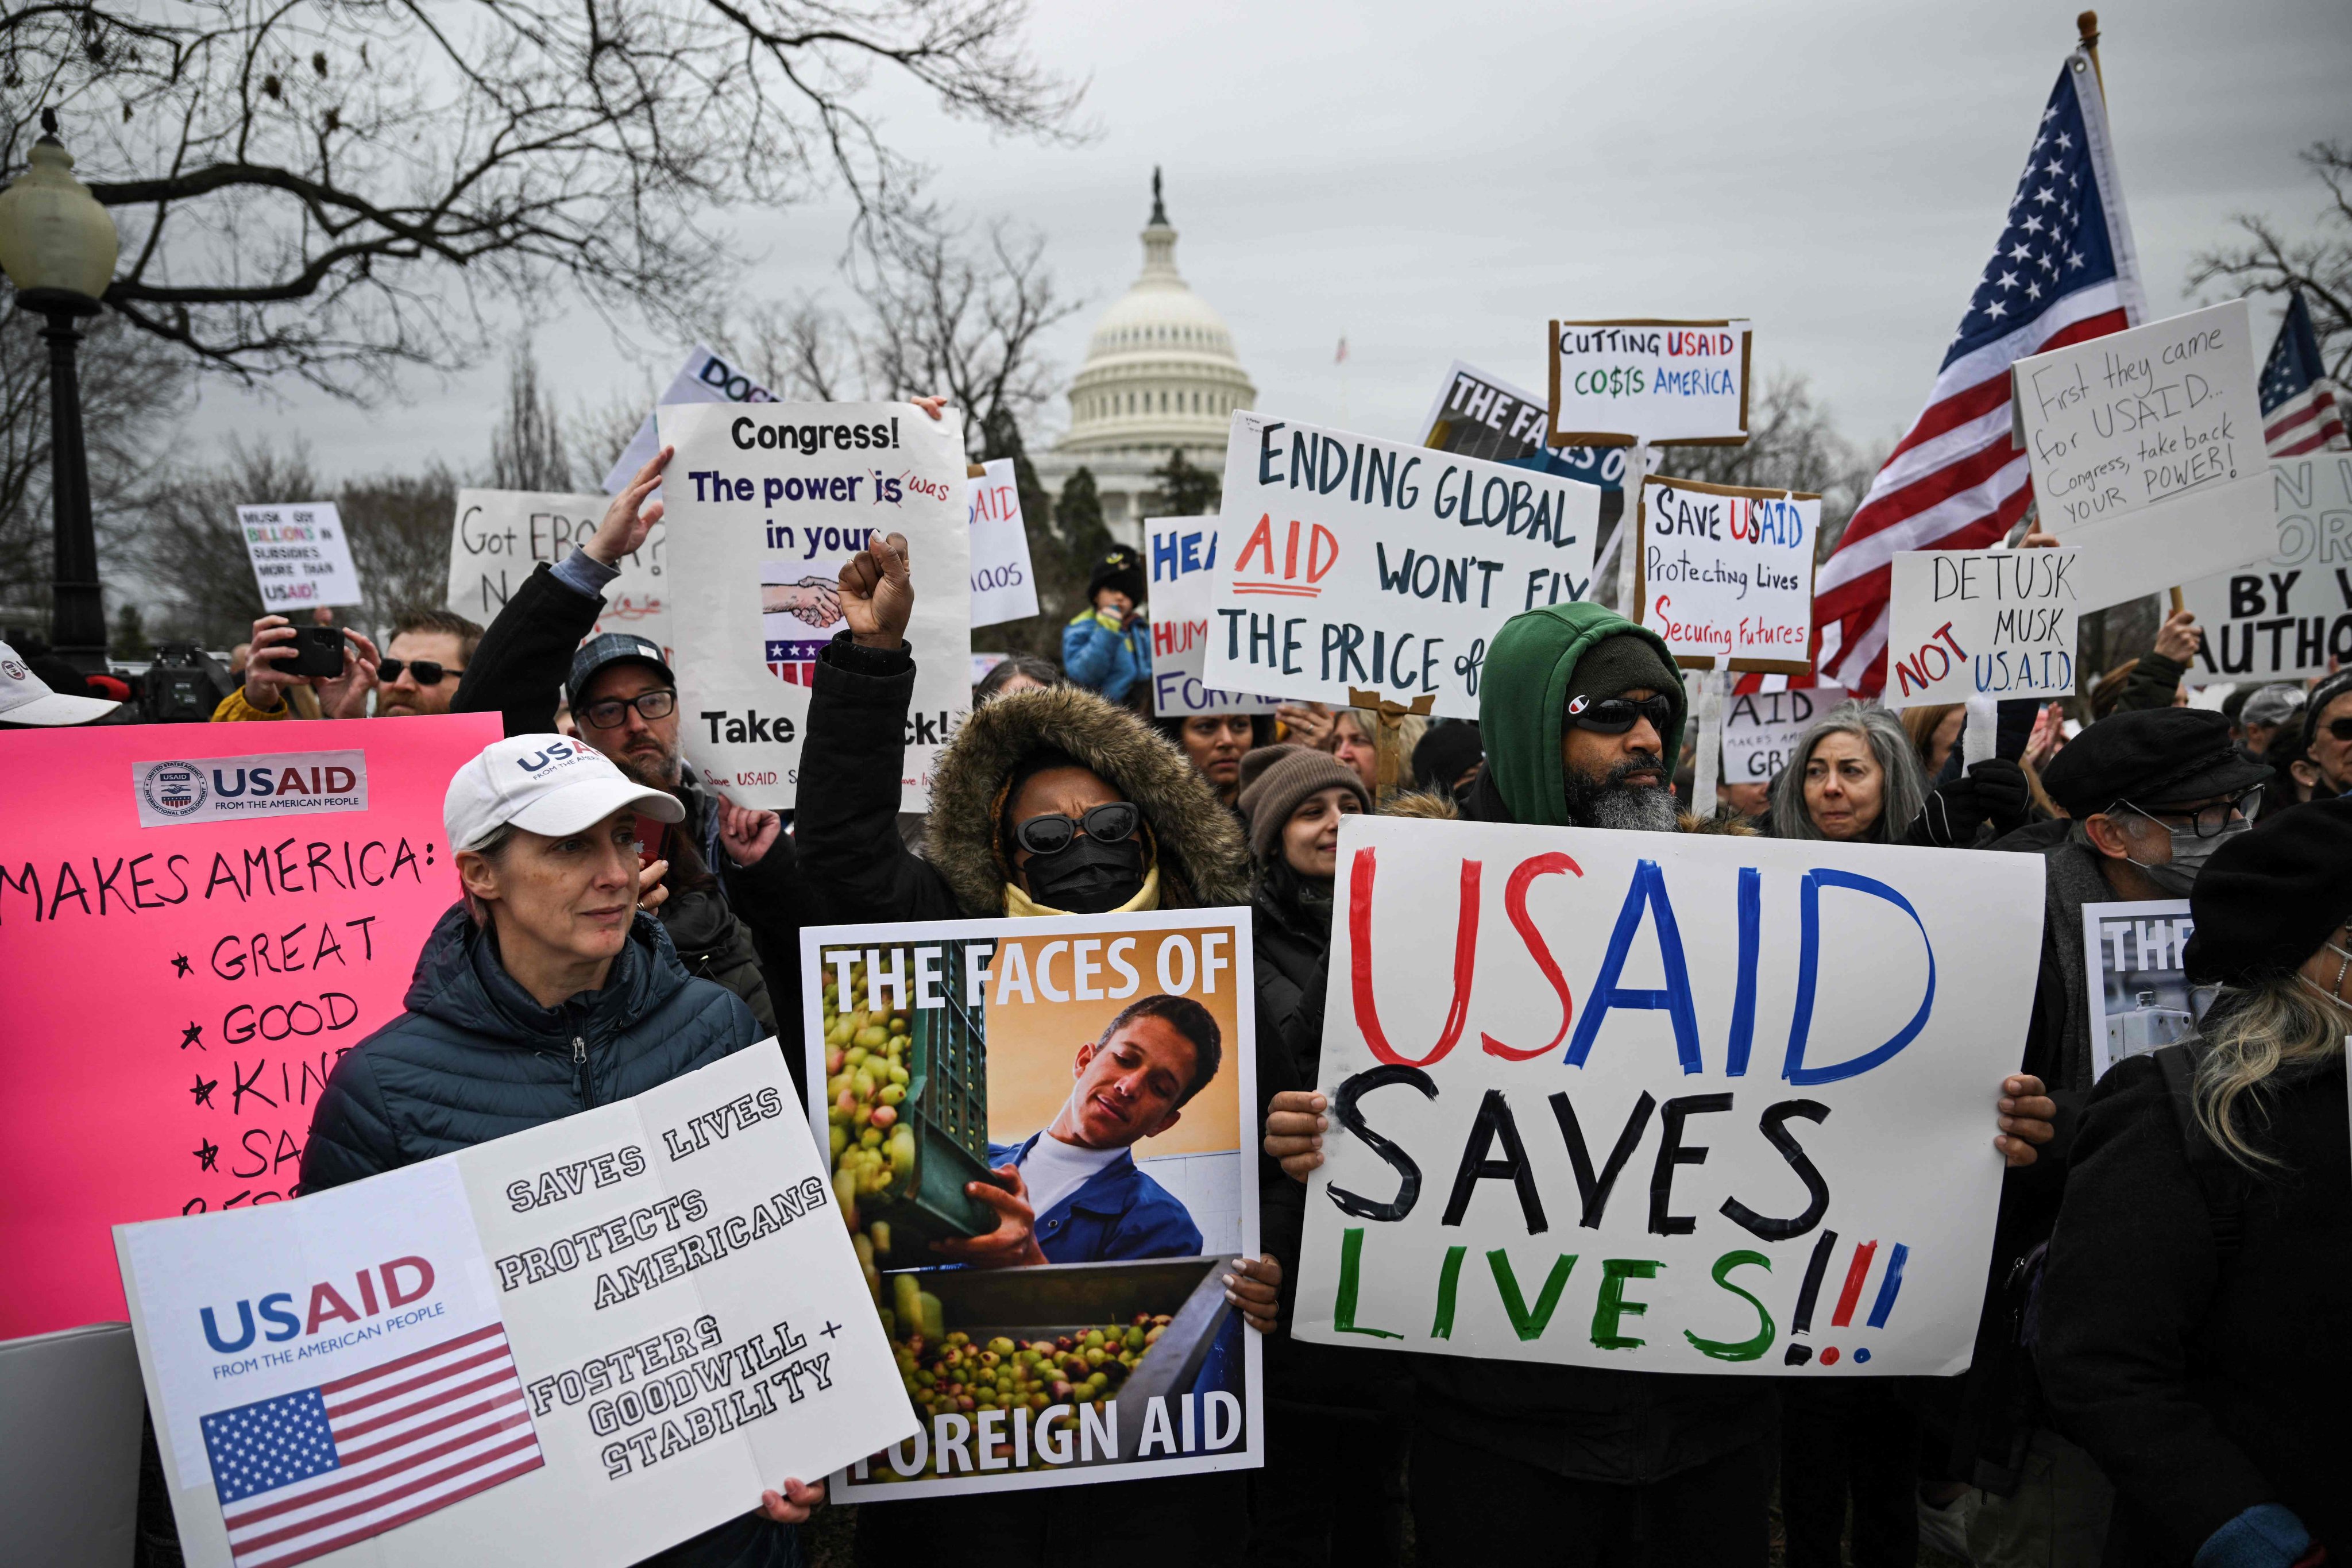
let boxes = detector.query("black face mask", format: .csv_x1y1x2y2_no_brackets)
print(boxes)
1022,832,1147,913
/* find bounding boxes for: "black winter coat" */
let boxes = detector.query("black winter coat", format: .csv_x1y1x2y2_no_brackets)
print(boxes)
452,561,808,1082
2036,1045,2351,1565
300,905,791,1568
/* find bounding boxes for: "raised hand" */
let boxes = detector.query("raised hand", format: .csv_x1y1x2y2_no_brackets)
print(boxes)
837,530,914,651
588,446,670,566
316,629,382,719
1264,1090,1328,1184
716,801,782,868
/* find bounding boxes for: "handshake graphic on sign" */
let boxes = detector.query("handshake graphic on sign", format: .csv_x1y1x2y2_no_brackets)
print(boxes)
763,578,845,628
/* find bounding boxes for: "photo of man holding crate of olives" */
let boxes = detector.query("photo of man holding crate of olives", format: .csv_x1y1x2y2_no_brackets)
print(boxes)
801,913,1262,1500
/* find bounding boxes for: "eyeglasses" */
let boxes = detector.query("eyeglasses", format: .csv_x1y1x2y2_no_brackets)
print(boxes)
1568,694,1674,735
379,658,464,686
579,689,678,729
1014,801,1141,856
2323,716,2352,743
2121,786,2264,839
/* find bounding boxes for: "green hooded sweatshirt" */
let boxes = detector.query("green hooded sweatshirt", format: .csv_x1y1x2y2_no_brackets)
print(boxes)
1477,601,1687,827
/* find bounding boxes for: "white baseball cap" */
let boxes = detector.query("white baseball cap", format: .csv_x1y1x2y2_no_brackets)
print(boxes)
445,734,685,852
0,641,119,725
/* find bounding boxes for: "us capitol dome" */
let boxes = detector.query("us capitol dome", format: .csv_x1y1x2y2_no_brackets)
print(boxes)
1032,171,1257,544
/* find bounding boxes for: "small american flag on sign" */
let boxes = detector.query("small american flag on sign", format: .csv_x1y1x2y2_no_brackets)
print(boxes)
200,1323,542,1567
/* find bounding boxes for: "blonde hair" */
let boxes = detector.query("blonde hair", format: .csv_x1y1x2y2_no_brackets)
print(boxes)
1900,703,1962,775
1330,707,1428,764
2192,972,2351,1170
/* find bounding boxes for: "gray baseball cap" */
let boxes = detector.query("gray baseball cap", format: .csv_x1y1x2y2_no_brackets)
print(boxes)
566,632,674,712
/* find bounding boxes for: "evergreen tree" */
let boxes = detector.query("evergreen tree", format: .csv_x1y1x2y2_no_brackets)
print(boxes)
1151,448,1219,517
109,603,148,660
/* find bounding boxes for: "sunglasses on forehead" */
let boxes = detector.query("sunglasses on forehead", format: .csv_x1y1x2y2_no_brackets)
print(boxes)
1568,694,1674,735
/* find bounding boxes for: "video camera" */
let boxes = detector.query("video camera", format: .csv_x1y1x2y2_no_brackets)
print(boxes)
139,642,238,724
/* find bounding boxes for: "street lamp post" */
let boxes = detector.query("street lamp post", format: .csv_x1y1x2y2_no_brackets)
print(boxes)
0,109,121,673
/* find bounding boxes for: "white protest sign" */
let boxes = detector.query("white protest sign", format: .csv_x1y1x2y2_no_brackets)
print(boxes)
967,459,1040,627
238,503,363,611
445,489,670,647
1547,320,1753,447
1203,412,1600,719
659,402,971,812
1720,684,1849,787
1146,516,1282,718
1293,816,2042,1376
2180,453,2352,685
603,345,779,495
116,1046,912,1568
2080,899,2208,1083
2011,299,2273,609
1636,477,1819,671
1884,548,2084,707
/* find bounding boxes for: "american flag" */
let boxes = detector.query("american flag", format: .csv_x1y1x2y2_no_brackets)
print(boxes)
1810,49,2145,693
200,1323,542,1567
2260,292,2348,456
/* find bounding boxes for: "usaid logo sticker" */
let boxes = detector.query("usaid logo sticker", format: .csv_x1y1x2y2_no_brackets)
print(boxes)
140,760,210,818
134,750,369,828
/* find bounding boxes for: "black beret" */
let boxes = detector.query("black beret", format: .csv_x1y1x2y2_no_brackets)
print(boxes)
2038,707,2272,817
2184,795,2352,984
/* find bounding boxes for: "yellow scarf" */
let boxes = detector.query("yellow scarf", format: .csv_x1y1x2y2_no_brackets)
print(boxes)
1003,860,1161,918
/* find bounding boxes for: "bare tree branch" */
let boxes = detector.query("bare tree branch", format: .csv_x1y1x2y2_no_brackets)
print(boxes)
2187,141,2352,384
0,1,1090,396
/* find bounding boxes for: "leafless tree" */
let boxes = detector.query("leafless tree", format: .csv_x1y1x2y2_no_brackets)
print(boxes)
2189,141,2352,380
1665,369,1883,558
341,463,460,627
1,1,1088,397
138,441,325,646
489,347,571,492
0,304,191,627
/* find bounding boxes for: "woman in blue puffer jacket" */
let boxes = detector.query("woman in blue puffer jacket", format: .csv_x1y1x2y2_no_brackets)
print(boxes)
301,733,820,1568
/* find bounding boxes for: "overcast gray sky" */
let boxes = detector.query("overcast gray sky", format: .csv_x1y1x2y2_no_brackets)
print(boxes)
183,0,2352,484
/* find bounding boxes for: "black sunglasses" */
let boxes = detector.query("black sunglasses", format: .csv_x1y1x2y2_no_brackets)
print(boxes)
1014,802,1141,857
379,658,465,686
580,689,678,729
1568,694,1674,735
2324,716,2352,743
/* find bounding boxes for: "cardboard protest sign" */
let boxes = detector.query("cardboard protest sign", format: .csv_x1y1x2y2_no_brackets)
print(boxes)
1720,685,1849,789
1633,477,1820,672
0,715,501,1339
1419,361,1625,491
2011,299,2273,609
2180,453,2352,685
1547,320,1754,447
2080,899,2211,1082
117,1046,911,1568
445,489,669,648
238,504,363,611
1883,548,2084,707
1203,413,1601,719
967,460,1040,628
800,910,1262,1500
657,402,972,813
603,345,778,495
1146,517,1282,719
1293,816,2043,1376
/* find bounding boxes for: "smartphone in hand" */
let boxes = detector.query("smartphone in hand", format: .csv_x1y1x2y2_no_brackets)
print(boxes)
288,625,347,678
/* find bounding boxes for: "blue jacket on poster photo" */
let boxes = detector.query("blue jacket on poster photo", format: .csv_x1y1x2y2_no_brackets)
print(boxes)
988,1133,1202,1264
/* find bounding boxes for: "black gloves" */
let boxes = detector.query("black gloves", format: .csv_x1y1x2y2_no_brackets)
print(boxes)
1905,758,2032,847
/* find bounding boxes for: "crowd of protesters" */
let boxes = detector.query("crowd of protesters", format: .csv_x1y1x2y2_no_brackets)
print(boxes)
5,402,2347,1568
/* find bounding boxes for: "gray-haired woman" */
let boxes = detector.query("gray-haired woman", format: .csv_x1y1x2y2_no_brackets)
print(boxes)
1770,700,2030,847
2035,795,2350,1568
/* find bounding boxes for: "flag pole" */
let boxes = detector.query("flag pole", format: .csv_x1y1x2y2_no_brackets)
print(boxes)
2079,10,2189,617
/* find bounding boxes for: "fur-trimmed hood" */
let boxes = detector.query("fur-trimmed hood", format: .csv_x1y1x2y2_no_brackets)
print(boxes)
925,684,1252,916
1378,787,1758,836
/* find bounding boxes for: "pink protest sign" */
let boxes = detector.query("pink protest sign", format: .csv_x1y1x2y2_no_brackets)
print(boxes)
0,714,500,1336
